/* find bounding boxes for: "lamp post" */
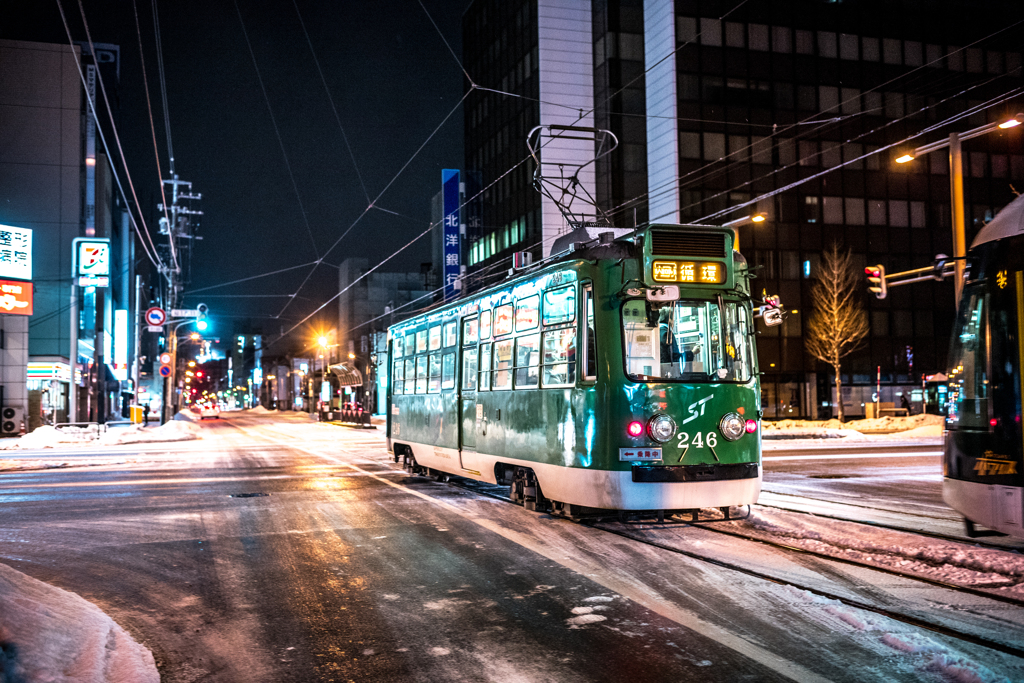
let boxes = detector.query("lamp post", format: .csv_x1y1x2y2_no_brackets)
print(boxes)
895,113,1022,306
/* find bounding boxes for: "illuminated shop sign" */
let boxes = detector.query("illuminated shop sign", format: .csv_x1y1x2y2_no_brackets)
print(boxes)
0,279,33,315
0,225,32,281
73,237,111,287
651,260,726,285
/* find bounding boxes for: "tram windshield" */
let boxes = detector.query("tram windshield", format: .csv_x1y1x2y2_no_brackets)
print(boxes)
622,299,753,382
947,284,988,427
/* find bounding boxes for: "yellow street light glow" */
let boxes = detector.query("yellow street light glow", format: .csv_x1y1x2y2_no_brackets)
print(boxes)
999,118,1022,129
895,154,915,164
188,361,196,367
317,336,328,347
348,352,356,359
751,213,767,223
190,333,200,340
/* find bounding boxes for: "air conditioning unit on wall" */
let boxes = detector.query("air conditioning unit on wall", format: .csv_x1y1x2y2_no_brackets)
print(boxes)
1,407,23,435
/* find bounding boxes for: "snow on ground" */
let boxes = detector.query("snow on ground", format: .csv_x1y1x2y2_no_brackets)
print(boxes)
779,586,1014,683
0,418,200,453
763,414,945,440
731,506,1024,598
0,562,159,682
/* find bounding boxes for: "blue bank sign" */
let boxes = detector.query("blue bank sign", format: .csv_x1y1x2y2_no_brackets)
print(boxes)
442,169,461,300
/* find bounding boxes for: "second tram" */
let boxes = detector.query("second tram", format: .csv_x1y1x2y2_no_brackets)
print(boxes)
386,224,767,517
944,193,1024,537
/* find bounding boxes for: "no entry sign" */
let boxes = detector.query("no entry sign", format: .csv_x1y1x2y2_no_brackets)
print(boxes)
145,307,167,326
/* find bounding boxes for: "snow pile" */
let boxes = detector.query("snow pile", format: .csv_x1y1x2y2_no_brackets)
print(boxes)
0,562,159,682
739,507,1024,597
0,426,90,450
247,406,276,415
763,414,945,440
97,419,200,445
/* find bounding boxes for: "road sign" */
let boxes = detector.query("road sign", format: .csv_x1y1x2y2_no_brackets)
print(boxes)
170,309,199,318
158,365,172,377
145,307,166,326
147,325,163,333
159,352,172,365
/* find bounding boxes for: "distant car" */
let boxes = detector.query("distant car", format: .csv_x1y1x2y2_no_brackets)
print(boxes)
199,404,220,420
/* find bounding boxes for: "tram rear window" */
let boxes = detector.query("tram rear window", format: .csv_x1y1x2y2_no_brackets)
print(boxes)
622,299,753,382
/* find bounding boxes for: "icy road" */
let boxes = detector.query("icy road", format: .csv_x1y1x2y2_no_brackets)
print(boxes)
0,411,1022,682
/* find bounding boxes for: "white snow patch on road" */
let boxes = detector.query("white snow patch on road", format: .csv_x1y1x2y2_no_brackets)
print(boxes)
0,562,159,682
428,647,451,656
763,414,945,441
566,614,607,626
582,595,615,602
923,654,1010,683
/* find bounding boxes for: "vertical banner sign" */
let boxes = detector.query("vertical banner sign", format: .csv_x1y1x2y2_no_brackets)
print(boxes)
442,169,461,301
72,237,111,287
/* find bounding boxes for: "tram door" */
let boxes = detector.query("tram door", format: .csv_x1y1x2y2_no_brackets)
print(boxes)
458,316,480,465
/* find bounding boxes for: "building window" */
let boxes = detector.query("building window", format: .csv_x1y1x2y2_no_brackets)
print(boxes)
839,33,858,60
748,24,769,51
817,31,837,58
725,22,745,48
700,18,721,46
883,38,902,64
862,37,880,62
772,26,791,53
795,29,813,54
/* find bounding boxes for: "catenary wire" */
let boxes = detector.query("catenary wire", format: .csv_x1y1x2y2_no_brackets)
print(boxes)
291,0,372,205
131,0,172,239
74,0,174,271
151,0,174,176
54,0,163,272
233,0,321,264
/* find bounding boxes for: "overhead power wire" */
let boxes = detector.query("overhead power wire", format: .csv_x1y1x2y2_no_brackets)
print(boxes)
151,0,174,176
184,260,319,294
131,0,172,240
695,89,1024,225
417,0,475,87
233,0,321,263
291,0,372,205
54,0,163,272
72,0,174,271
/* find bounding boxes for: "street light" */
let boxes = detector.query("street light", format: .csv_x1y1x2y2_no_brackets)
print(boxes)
894,113,1023,305
721,212,768,251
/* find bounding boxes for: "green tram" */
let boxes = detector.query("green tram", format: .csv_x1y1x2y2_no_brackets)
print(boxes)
386,224,764,517
944,194,1024,537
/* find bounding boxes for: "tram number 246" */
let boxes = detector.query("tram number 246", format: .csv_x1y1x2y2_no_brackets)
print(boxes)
677,432,717,448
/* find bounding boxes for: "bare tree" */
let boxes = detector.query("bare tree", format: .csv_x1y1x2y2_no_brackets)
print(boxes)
805,243,870,421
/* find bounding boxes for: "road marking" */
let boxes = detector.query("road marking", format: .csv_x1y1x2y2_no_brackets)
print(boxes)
763,451,941,462
286,440,832,683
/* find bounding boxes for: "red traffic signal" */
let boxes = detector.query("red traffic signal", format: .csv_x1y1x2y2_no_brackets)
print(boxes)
866,265,887,299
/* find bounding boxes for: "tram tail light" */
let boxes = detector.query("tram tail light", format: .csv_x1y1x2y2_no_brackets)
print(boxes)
627,421,644,437
745,419,758,433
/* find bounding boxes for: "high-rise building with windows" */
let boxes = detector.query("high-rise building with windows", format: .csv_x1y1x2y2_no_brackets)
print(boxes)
462,0,1024,418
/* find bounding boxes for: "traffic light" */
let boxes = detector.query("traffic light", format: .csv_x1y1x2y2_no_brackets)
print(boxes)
866,265,887,299
196,302,209,331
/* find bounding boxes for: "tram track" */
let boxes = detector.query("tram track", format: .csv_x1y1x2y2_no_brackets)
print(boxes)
442,476,1024,660
754,491,1023,552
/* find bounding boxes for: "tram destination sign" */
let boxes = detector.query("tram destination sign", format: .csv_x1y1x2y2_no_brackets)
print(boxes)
651,260,726,285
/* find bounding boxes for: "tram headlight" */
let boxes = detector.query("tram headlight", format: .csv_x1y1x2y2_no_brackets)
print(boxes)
719,413,746,441
647,414,677,443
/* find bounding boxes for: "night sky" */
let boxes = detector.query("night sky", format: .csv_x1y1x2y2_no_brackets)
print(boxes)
3,0,469,340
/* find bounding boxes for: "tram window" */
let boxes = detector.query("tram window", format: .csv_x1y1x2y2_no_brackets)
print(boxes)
515,295,540,332
415,356,427,393
441,352,456,389
428,354,442,392
480,310,492,339
463,317,479,344
622,299,753,382
416,330,428,353
494,304,514,336
393,335,404,359
583,284,597,380
393,361,404,395
462,347,478,390
493,339,514,390
514,334,540,388
543,285,576,325
478,342,493,391
429,325,442,351
542,327,577,386
404,359,415,394
444,321,458,348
